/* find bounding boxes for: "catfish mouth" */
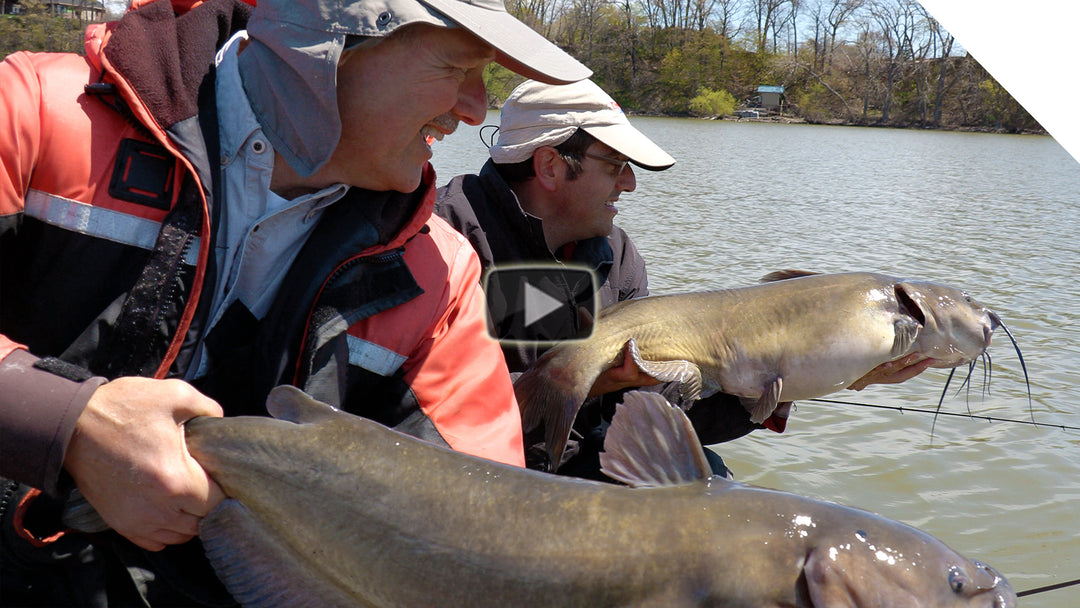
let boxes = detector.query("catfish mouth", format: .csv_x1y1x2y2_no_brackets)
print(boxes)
895,285,926,326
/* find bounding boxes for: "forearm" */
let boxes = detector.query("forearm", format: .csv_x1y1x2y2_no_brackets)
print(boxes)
0,347,107,494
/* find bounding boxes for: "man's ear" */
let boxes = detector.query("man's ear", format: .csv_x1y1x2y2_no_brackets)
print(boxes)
531,146,563,192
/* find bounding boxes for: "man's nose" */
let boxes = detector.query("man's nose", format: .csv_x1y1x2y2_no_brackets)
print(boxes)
618,165,637,192
454,70,488,126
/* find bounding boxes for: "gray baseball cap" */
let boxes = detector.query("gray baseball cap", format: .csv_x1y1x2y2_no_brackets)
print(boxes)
238,0,592,177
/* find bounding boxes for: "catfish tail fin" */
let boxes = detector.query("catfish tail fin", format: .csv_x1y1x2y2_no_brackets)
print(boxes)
514,348,599,471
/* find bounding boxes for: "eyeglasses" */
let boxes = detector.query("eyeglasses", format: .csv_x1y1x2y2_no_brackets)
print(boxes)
583,151,631,175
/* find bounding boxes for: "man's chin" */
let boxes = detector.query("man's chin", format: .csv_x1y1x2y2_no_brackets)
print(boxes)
354,164,425,194
389,168,426,194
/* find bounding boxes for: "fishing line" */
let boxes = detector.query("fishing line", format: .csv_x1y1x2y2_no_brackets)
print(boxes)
810,397,1080,599
1017,577,1080,597
808,398,1080,432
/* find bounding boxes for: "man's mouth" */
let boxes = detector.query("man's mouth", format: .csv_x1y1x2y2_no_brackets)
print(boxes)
421,126,443,147
422,115,460,147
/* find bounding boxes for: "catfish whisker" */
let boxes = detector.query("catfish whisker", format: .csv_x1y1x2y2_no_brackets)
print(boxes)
931,367,957,442
989,311,1035,425
951,360,978,416
965,359,977,416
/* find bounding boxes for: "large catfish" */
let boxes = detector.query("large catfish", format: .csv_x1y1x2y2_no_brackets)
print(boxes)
181,387,1014,607
514,271,1002,468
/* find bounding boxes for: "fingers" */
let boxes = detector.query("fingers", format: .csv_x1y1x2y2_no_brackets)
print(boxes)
848,354,939,390
587,343,662,397
128,511,202,552
65,377,227,551
112,505,202,552
885,355,936,383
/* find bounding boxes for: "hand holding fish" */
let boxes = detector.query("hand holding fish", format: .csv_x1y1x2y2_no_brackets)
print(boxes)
591,320,937,397
847,353,938,391
586,340,662,397
516,272,1000,469
63,377,226,551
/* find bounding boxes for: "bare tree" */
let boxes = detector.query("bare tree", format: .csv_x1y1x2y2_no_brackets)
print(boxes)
560,0,610,62
823,0,863,69
922,8,956,127
689,0,720,30
788,0,801,58
768,0,794,53
713,0,744,39
866,0,921,124
639,0,677,30
850,20,881,122
747,0,788,53
805,0,826,70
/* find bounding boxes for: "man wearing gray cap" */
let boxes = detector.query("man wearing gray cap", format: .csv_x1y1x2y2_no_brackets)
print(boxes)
0,0,589,604
436,79,937,477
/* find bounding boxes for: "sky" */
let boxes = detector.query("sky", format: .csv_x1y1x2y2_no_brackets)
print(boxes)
916,0,1080,164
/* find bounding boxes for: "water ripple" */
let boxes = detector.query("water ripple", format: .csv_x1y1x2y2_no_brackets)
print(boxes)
434,115,1080,607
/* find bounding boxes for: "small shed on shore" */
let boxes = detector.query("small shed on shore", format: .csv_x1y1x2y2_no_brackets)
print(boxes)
756,85,785,112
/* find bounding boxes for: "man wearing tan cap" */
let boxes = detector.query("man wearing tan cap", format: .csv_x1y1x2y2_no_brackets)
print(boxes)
439,78,673,355
0,0,589,604
437,79,765,478
437,79,937,478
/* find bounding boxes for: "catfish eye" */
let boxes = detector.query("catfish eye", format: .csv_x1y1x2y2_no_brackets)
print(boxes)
948,566,968,594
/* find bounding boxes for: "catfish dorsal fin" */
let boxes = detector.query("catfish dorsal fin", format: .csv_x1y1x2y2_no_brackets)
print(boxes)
599,391,713,488
759,270,821,283
266,385,341,424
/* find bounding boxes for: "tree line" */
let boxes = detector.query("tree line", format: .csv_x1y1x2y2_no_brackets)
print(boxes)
0,0,89,56
489,0,1041,133
2,0,1040,134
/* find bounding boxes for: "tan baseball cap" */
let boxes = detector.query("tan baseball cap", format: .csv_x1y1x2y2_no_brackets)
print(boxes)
239,0,592,177
489,79,675,171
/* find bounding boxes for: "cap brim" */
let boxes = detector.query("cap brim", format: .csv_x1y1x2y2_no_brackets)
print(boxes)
583,124,675,171
420,0,592,85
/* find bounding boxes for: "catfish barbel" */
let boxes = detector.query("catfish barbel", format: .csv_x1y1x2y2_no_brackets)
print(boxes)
515,271,1015,469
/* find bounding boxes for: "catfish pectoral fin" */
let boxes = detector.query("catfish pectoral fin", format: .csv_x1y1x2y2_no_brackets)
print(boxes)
803,546,860,608
748,376,783,424
892,316,921,358
201,499,358,608
625,337,704,405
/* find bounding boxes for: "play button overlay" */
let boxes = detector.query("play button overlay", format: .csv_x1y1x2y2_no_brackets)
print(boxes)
523,281,564,327
483,264,597,344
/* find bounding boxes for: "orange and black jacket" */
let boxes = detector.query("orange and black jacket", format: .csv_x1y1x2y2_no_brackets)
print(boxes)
0,0,523,499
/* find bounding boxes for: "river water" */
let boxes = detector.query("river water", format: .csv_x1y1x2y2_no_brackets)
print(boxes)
432,114,1080,605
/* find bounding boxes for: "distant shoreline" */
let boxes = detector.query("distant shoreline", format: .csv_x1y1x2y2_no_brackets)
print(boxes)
629,112,1050,137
